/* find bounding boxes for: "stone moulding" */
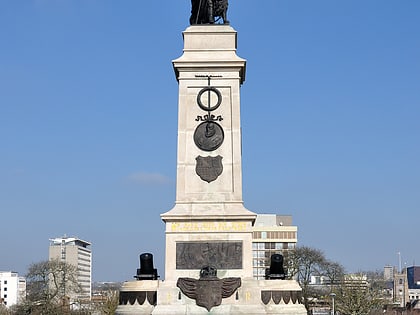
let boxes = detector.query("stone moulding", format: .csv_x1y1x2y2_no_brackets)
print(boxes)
119,291,157,306
261,290,302,305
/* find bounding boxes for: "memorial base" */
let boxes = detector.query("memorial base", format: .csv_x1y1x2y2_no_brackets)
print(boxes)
116,279,307,315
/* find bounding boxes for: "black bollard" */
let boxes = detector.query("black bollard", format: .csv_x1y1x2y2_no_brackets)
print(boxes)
135,252,159,280
265,254,286,280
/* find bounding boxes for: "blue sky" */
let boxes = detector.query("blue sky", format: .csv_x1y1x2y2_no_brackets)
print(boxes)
1,1,419,282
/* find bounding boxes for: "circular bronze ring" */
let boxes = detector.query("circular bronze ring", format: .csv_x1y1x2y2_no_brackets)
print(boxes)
197,87,222,111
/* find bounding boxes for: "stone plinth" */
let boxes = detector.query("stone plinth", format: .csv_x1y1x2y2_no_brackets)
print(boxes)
116,279,307,315
117,280,158,315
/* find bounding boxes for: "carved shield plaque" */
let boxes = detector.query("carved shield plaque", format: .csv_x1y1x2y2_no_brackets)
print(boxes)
261,291,271,305
272,291,282,304
196,279,223,311
195,155,223,183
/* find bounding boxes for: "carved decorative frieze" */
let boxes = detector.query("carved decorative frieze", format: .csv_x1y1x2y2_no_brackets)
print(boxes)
260,290,302,305
119,291,157,306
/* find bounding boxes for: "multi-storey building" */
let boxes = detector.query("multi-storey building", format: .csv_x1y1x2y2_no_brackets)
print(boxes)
49,236,92,301
0,271,26,307
407,266,420,307
252,214,298,279
384,265,395,281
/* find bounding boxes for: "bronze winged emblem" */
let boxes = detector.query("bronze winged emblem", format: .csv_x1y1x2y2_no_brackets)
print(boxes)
176,266,241,311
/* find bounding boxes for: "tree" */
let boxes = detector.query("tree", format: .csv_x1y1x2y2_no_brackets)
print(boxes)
286,246,346,314
286,246,327,312
0,304,11,315
334,273,383,315
25,259,83,314
324,260,345,292
100,290,119,315
364,270,388,293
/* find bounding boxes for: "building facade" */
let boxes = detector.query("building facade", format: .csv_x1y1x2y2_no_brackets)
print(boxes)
392,265,420,309
407,266,420,307
252,214,298,279
384,265,395,282
0,271,26,308
49,236,92,301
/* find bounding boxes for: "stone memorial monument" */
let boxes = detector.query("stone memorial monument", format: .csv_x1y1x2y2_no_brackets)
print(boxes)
116,3,307,314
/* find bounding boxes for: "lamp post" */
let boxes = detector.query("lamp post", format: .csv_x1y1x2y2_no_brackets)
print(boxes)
330,293,336,315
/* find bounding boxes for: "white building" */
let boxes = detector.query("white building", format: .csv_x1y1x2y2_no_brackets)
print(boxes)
0,271,26,307
252,214,298,279
49,236,92,301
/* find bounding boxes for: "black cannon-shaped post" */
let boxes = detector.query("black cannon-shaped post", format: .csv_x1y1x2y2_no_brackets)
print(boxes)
134,253,159,280
265,254,286,280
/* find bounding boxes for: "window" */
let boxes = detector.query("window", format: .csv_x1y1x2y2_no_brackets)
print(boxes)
3,294,6,299
265,242,275,249
255,243,264,250
3,280,6,285
3,288,6,292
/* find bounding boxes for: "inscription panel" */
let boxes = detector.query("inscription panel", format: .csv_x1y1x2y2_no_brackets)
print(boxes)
170,221,248,232
176,242,242,269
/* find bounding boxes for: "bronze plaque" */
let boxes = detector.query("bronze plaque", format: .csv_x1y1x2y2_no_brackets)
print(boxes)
176,242,242,269
177,276,241,312
194,122,224,152
195,155,223,183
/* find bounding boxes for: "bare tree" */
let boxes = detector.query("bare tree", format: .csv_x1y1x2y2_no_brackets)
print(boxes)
0,304,11,315
324,260,345,291
334,273,383,315
25,259,83,314
100,290,119,315
286,246,328,312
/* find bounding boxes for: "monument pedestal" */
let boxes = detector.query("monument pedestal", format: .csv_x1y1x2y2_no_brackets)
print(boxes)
118,279,306,315
116,25,307,315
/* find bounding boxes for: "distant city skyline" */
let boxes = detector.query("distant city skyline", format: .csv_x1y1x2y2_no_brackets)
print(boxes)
1,1,419,281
